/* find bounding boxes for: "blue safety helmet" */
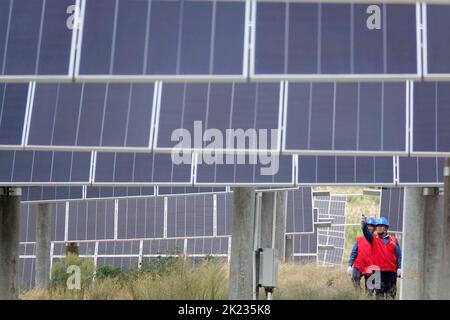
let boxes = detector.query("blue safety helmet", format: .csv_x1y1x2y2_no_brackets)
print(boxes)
366,217,377,226
377,217,389,227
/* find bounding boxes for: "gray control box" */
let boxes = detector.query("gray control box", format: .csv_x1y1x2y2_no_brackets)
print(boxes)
258,248,278,288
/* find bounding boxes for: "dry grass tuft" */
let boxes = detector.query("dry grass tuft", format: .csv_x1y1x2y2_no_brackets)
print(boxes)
21,260,371,300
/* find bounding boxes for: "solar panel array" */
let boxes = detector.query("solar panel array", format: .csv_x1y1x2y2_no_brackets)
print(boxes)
3,152,448,190
379,188,404,233
18,187,314,287
315,195,347,267
1,0,445,83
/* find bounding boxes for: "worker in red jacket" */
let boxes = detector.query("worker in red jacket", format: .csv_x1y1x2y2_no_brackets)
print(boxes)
347,217,377,291
362,216,402,299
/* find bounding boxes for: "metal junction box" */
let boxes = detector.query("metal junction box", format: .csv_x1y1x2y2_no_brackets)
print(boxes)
258,248,278,288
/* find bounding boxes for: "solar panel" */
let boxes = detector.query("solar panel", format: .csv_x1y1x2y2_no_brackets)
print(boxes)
20,203,36,242
424,5,450,79
157,186,227,197
293,233,317,255
0,151,91,185
216,193,232,236
253,2,419,81
297,156,395,185
85,186,155,200
284,82,408,155
315,195,347,266
67,200,115,241
22,186,84,202
186,237,229,256
20,202,66,242
286,187,314,233
166,194,215,238
26,83,156,151
0,83,29,147
155,82,282,154
117,197,165,239
93,153,193,186
18,257,35,289
412,82,450,156
398,157,443,186
195,154,294,186
380,188,403,233
0,0,76,81
77,0,248,81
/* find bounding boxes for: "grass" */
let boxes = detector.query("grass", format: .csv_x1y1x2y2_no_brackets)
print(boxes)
21,257,370,300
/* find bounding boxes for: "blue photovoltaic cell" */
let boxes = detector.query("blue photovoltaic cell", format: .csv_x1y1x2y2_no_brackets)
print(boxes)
426,5,450,76
157,186,226,196
0,0,75,79
0,84,28,145
0,151,91,185
20,202,66,242
293,233,317,255
98,240,140,255
19,258,35,288
51,202,66,241
165,195,214,238
86,186,155,199
297,156,394,185
380,188,404,232
195,155,294,186
67,200,115,240
118,197,165,239
412,82,450,155
27,83,155,150
216,193,232,236
22,186,84,202
284,82,407,154
286,187,314,233
254,2,418,78
398,157,443,185
20,203,36,242
156,82,281,152
78,0,246,79
94,153,192,185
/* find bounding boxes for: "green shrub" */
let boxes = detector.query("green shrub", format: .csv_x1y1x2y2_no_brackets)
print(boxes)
96,265,123,280
50,253,95,298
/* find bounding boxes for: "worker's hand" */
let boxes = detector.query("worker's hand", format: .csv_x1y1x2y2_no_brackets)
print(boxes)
397,268,402,278
361,215,367,227
346,266,353,277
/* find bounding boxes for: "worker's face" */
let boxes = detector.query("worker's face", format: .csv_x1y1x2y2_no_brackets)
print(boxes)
367,225,375,233
376,225,388,234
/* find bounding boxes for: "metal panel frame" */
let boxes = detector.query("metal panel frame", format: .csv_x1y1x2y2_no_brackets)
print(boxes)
153,82,284,155
0,0,80,83
295,155,397,187
422,3,450,81
250,1,423,82
73,0,250,83
282,82,410,156
23,82,160,153
193,153,296,187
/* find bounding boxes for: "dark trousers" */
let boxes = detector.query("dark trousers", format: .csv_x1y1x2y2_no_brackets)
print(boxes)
351,268,371,292
375,271,397,300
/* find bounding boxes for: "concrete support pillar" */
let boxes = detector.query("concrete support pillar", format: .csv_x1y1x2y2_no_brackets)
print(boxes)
274,191,287,261
260,192,275,248
36,203,52,290
0,188,21,300
400,187,425,300
285,235,294,263
229,187,255,300
423,191,444,300
442,158,450,299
